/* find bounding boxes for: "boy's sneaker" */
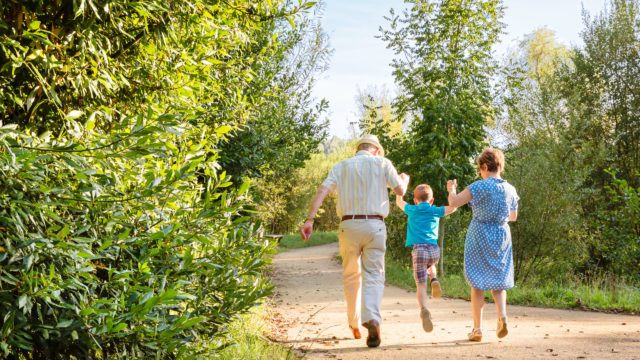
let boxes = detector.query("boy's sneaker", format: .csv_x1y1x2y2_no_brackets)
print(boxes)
420,307,433,332
431,279,442,299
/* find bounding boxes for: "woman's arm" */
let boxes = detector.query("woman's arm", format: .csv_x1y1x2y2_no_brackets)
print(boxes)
508,210,518,222
448,188,472,208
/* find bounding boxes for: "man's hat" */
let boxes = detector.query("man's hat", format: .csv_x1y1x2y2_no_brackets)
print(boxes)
355,134,385,157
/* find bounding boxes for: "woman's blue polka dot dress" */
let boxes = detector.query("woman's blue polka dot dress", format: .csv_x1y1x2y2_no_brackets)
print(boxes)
464,177,519,290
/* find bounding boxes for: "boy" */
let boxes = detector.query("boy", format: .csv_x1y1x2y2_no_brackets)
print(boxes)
396,174,457,332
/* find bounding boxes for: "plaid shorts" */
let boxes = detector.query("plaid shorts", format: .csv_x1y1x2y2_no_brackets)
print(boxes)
412,243,440,284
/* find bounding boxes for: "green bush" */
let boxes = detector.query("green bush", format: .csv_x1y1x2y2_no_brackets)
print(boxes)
0,0,320,357
0,122,273,358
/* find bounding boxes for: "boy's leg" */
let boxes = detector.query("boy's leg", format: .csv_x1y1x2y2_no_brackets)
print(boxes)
429,264,442,298
412,245,433,332
427,264,437,279
416,282,428,309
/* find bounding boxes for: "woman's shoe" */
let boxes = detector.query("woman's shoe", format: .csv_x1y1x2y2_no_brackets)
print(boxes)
497,317,508,338
468,328,482,342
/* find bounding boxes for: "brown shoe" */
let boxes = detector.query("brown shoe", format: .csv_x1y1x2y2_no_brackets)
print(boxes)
496,317,508,338
362,319,381,348
420,307,433,332
468,328,482,342
431,279,442,299
350,326,361,339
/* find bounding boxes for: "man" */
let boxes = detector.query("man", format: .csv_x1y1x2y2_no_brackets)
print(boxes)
299,134,406,348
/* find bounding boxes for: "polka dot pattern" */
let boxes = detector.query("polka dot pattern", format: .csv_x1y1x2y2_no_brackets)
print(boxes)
464,177,519,290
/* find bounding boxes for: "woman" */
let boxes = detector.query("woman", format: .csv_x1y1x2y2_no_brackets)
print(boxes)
447,148,519,342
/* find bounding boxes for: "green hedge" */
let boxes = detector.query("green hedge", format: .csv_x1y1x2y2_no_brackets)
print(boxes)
0,123,274,358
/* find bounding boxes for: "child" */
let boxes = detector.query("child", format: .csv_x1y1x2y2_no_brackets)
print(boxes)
396,174,457,332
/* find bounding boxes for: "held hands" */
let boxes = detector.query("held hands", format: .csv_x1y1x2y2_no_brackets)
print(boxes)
399,173,410,195
447,179,458,194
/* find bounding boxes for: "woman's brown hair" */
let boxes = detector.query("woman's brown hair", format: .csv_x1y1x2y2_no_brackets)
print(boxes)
476,148,505,173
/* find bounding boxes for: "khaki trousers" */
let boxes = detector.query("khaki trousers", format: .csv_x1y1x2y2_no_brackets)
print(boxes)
338,219,386,328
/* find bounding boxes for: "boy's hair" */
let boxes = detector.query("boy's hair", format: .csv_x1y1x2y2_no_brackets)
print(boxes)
476,148,505,173
414,184,433,202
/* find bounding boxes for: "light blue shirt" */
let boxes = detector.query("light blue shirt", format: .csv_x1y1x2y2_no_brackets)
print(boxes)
404,202,445,246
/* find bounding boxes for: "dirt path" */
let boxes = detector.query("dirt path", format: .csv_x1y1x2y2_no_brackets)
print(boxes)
270,243,640,360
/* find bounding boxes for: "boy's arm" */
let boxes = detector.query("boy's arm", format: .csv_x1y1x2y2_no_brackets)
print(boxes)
444,206,457,216
395,194,406,211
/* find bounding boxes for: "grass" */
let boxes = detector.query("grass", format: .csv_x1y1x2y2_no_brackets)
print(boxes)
278,231,640,313
385,257,640,314
216,305,297,360
278,231,338,250
215,232,339,359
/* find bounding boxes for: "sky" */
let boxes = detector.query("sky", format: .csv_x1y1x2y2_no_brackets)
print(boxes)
313,0,610,139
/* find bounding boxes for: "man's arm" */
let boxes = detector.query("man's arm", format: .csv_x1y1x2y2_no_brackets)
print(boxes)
299,185,331,241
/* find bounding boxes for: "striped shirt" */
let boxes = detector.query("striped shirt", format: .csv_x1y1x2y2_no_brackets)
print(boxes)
321,150,401,218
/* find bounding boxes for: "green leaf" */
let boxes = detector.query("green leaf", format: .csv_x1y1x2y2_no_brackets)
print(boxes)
56,319,73,328
215,125,233,136
111,323,127,333
28,21,41,31
18,295,28,309
65,110,84,120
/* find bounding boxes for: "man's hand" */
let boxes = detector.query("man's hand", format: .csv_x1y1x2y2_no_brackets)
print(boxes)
399,173,410,194
300,220,313,241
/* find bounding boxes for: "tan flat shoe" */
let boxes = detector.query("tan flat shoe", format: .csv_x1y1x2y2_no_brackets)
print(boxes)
431,280,442,299
420,307,434,332
468,328,482,342
497,317,508,338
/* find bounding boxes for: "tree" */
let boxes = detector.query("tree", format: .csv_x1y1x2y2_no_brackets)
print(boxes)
500,29,587,282
356,86,403,138
218,5,331,181
0,0,319,357
559,0,640,279
380,0,504,273
380,0,504,199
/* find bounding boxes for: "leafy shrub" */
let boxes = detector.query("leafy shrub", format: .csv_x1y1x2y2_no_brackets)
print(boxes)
585,171,640,282
0,121,273,358
0,0,320,357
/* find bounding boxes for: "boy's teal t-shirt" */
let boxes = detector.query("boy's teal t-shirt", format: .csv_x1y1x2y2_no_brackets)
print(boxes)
404,202,445,247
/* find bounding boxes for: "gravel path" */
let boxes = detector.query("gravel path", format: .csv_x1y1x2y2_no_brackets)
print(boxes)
270,243,640,360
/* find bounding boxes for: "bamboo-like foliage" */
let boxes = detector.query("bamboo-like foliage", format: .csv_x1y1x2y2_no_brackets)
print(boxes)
0,0,321,358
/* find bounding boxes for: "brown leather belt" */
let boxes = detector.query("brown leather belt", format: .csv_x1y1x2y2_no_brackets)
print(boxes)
341,215,384,221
